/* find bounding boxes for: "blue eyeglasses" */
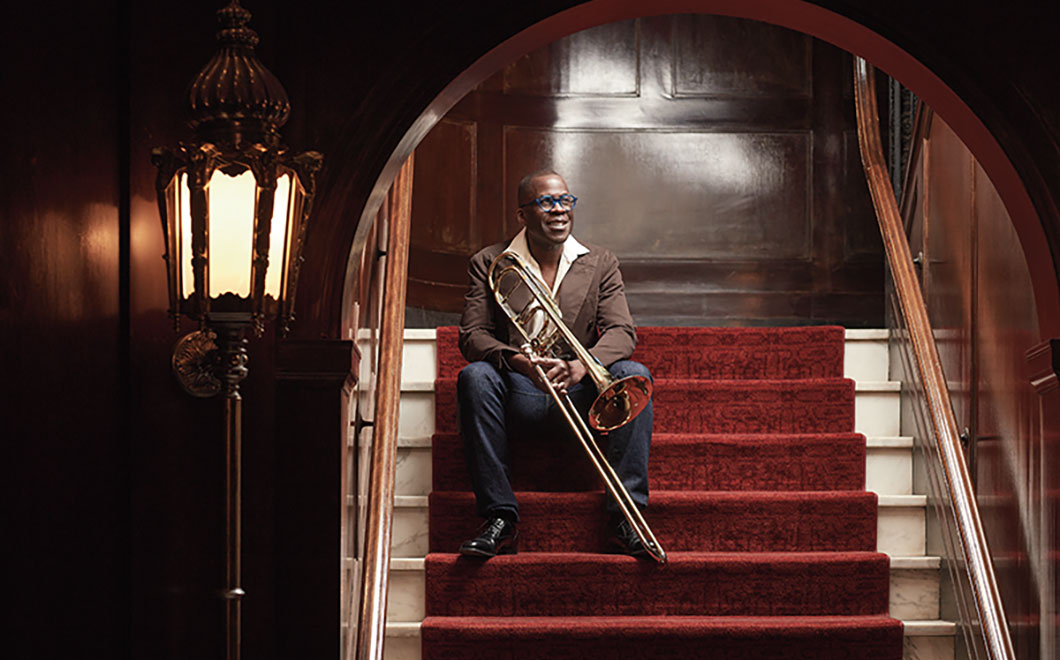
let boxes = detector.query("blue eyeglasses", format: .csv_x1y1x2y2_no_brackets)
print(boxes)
519,193,578,212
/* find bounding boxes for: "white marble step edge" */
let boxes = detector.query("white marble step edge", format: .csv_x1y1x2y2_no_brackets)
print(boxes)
384,493,926,510
383,619,956,638
395,380,901,392
388,555,939,571
382,620,957,660
399,329,890,340
389,435,914,449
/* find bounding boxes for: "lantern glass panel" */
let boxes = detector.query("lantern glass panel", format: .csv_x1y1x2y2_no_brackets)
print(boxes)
208,168,256,298
265,173,292,299
178,171,194,299
280,173,307,300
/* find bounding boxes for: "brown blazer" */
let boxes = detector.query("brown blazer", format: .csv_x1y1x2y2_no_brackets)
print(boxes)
458,240,637,370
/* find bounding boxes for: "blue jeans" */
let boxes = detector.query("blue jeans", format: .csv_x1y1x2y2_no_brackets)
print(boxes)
457,359,653,522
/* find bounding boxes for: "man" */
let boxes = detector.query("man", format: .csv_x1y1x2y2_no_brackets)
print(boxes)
456,168,654,558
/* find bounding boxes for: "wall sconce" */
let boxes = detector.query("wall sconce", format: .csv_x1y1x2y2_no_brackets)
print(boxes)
151,2,322,658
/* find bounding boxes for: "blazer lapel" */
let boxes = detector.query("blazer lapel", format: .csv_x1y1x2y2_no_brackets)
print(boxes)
557,252,596,325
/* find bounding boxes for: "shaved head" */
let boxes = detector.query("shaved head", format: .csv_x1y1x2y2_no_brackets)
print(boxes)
517,168,563,206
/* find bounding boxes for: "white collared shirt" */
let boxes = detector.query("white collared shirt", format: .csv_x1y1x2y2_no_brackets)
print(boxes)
506,228,590,300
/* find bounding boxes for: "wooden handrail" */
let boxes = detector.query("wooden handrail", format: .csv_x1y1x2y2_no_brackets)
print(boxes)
354,153,415,660
852,57,1014,660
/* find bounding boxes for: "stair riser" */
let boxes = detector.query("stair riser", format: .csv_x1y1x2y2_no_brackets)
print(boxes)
890,568,941,620
401,331,891,383
844,336,890,382
856,390,901,436
432,379,860,435
878,505,926,556
424,556,890,617
393,442,911,497
429,492,879,554
903,636,954,660
389,387,900,447
386,564,939,622
867,447,912,495
390,501,925,558
383,630,953,660
417,622,905,660
431,433,867,493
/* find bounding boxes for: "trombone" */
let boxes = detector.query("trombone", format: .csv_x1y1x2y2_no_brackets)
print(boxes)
487,250,667,564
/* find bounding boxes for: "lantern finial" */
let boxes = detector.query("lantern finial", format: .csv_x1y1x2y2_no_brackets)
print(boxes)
186,0,291,148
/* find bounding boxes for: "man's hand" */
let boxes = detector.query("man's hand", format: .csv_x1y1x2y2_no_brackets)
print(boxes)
533,356,587,395
510,352,587,394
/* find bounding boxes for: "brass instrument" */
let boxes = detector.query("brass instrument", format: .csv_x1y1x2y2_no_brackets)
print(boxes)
487,250,666,563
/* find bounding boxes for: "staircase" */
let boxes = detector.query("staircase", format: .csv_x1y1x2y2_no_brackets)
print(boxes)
374,328,956,660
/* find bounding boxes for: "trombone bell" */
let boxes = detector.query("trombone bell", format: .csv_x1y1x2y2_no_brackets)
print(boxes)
590,374,653,432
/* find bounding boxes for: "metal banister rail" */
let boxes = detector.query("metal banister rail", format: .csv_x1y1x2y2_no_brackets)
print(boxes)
353,154,415,660
852,57,1014,660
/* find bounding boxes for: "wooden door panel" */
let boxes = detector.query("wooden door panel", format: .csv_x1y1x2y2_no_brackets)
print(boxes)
671,15,811,98
503,19,640,97
504,128,811,260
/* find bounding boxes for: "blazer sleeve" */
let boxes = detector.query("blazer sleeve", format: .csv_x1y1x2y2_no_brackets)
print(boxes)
458,249,518,369
587,250,637,366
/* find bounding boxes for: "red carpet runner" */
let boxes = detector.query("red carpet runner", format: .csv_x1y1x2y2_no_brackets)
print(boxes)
422,326,903,659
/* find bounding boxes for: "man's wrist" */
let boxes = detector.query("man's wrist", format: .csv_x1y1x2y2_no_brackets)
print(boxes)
507,352,532,375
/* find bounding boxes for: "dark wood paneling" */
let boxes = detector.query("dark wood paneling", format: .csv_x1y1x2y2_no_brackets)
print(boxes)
3,2,127,657
975,172,1043,657
671,15,812,98
911,112,1047,659
411,119,477,252
503,19,640,96
842,129,886,259
925,119,976,434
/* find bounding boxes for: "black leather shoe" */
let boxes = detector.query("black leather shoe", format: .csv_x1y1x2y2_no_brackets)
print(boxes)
459,517,518,558
609,516,650,558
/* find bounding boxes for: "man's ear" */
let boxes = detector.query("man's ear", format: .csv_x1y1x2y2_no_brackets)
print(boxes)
515,207,527,228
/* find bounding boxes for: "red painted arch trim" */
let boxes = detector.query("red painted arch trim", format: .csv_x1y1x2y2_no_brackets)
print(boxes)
354,0,1059,336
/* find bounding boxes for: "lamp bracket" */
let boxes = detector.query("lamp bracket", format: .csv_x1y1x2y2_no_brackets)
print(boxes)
172,330,223,397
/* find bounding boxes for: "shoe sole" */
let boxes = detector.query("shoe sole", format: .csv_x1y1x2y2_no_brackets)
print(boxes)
459,542,518,558
608,538,650,558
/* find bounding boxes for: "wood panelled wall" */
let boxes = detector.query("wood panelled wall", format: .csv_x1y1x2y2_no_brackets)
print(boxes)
2,3,128,656
407,15,884,327
903,114,1053,659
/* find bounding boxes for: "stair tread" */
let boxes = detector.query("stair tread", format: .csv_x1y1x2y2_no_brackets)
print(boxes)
426,549,890,562
403,328,890,340
403,379,899,391
392,554,943,570
400,492,925,506
387,618,957,636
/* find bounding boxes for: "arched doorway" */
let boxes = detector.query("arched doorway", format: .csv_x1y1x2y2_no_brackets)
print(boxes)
307,5,1060,659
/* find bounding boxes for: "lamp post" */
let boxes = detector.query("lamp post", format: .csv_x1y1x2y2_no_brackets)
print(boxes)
151,2,322,658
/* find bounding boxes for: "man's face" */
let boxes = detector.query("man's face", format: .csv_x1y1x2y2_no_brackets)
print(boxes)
517,174,574,250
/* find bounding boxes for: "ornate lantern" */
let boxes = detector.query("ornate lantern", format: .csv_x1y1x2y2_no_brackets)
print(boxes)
150,3,321,659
